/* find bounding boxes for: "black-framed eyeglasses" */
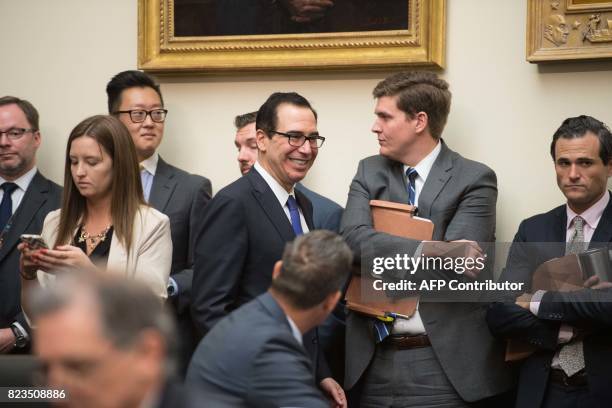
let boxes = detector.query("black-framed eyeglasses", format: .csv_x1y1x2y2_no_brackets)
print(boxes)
0,128,36,140
113,109,168,123
269,130,325,148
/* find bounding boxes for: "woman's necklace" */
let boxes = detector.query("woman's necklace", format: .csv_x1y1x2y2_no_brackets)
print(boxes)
78,225,111,250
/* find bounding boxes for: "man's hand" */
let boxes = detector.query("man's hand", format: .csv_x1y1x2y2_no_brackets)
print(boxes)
515,293,533,310
279,0,335,23
422,240,485,279
583,275,612,290
319,377,346,408
0,328,16,354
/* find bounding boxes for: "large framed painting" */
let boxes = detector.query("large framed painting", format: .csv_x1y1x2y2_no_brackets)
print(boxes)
527,0,612,62
138,0,445,72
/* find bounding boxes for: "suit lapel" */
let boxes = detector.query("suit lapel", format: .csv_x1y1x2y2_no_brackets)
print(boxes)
248,169,295,243
295,189,314,231
417,142,453,218
0,172,49,262
148,157,176,212
591,191,612,243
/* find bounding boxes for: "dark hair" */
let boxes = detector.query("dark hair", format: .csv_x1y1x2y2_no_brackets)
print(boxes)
106,70,164,114
234,111,257,129
255,92,317,136
373,71,451,139
57,115,145,254
28,273,177,374
0,96,40,130
271,230,352,310
550,115,612,164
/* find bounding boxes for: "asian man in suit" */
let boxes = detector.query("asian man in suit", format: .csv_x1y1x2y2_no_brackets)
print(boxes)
486,115,612,408
107,70,211,374
0,96,62,354
193,92,345,406
187,230,351,407
341,71,513,406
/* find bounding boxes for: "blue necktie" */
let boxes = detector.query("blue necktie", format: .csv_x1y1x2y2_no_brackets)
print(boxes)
287,195,303,236
0,182,18,232
406,167,418,206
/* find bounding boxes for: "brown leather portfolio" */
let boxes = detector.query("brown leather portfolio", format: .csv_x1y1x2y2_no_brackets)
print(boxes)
345,200,434,319
505,254,583,362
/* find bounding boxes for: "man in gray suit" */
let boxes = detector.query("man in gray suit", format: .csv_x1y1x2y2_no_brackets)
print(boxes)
0,96,62,354
187,230,351,408
233,111,343,232
341,72,513,406
107,70,212,374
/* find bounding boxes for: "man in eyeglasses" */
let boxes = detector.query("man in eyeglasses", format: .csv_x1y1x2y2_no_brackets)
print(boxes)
106,70,212,376
0,96,62,354
193,92,346,407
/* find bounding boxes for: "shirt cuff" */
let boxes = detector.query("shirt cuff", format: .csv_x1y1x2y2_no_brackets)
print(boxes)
529,290,546,316
167,277,179,297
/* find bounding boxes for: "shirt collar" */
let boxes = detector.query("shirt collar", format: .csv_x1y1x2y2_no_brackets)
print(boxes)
254,161,294,208
286,315,303,346
0,166,37,192
566,190,610,230
140,153,159,176
403,141,441,183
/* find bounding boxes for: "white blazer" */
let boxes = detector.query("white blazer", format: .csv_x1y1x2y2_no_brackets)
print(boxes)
37,205,172,299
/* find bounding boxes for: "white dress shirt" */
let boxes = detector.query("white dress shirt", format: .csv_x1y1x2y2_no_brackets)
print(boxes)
286,315,304,346
254,162,309,234
0,166,38,214
393,142,442,335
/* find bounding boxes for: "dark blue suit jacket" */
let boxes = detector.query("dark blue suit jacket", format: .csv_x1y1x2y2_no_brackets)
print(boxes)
192,168,330,380
186,292,327,408
487,192,612,408
296,183,343,233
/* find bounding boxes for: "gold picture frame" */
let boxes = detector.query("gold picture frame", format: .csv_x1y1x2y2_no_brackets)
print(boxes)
138,0,445,73
527,0,612,62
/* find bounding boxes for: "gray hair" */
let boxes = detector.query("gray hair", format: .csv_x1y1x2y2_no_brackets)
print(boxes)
28,272,178,376
271,230,353,309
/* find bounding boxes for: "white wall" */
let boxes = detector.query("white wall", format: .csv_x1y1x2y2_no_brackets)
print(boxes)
1,0,611,242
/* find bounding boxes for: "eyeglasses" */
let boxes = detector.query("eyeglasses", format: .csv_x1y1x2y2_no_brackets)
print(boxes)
269,130,325,148
113,109,168,123
0,128,36,140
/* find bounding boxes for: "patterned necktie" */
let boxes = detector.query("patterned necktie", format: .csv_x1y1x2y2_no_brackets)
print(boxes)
559,216,586,376
0,182,18,232
286,195,303,236
406,167,418,206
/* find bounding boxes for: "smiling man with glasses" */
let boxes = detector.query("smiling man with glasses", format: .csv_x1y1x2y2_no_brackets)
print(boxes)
0,96,62,355
106,70,212,377
193,92,347,407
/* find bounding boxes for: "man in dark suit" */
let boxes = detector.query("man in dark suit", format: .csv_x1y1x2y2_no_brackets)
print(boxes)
233,110,343,231
107,70,211,374
341,72,513,406
29,273,204,408
193,92,345,405
486,115,612,408
0,96,62,354
188,231,350,407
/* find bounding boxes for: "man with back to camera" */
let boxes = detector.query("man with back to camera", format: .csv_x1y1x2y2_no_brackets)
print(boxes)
341,71,514,406
487,115,612,408
29,272,204,408
0,96,62,354
233,111,343,232
106,70,212,374
187,230,351,408
193,92,345,406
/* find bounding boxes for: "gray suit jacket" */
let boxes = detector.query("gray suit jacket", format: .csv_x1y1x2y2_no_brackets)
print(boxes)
186,292,327,408
149,157,211,310
341,142,513,401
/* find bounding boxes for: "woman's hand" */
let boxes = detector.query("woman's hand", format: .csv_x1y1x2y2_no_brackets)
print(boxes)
32,245,95,272
18,242,44,278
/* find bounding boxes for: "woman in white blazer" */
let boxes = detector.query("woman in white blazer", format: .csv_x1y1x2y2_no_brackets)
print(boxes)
20,115,172,301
